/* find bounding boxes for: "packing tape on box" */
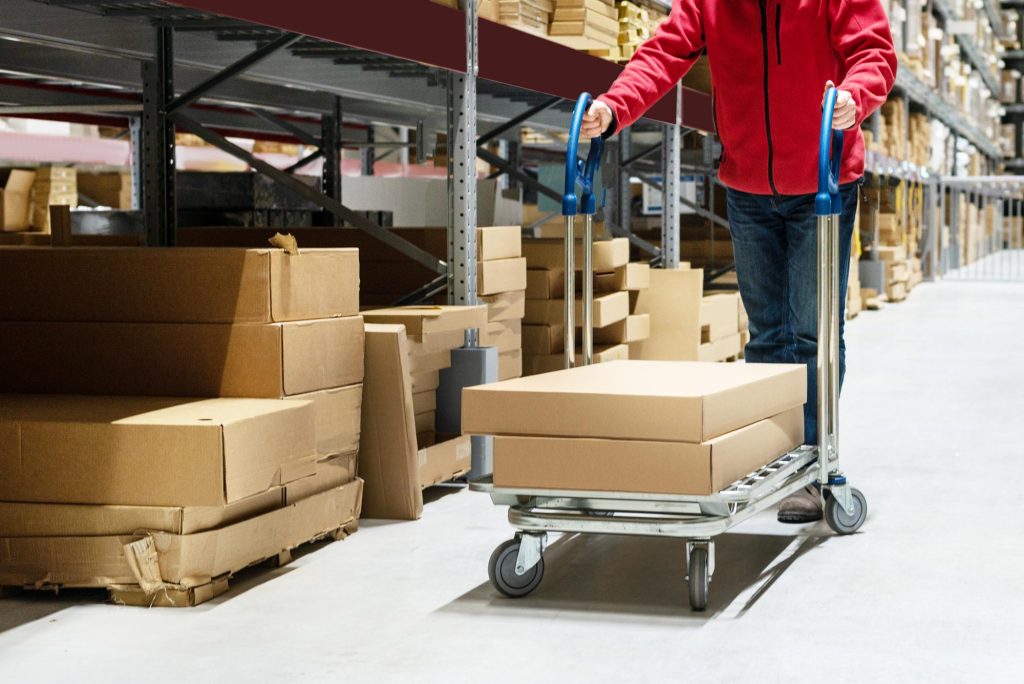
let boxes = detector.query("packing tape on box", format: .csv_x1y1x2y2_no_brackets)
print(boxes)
124,535,166,594
269,232,300,255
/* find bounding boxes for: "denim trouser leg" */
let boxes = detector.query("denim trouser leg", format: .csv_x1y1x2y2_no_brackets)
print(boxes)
726,183,858,445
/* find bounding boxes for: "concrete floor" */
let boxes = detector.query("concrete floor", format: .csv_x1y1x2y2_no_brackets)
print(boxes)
2,280,1024,683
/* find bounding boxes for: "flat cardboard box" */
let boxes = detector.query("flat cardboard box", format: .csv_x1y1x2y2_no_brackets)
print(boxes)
478,225,522,261
0,394,317,506
411,370,441,393
418,435,472,489
408,348,453,375
492,406,804,495
523,344,629,375
523,323,565,355
522,238,629,272
0,169,34,231
480,289,526,322
526,268,565,300
286,384,362,457
699,332,742,362
700,294,740,343
594,314,650,345
412,389,437,414
524,291,629,328
478,257,527,296
875,245,908,262
629,268,703,361
463,359,806,443
361,305,487,336
480,318,522,353
0,316,365,398
0,247,360,323
595,263,651,293
406,328,467,354
0,480,362,591
499,348,523,380
0,487,285,537
358,324,422,520
415,410,436,434
285,452,357,505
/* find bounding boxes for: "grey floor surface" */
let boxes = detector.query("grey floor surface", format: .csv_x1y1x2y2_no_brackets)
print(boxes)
2,280,1023,683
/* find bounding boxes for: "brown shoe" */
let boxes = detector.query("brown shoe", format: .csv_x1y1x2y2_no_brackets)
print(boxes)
777,485,823,523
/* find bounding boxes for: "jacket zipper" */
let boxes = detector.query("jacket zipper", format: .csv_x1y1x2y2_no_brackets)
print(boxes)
759,0,780,196
711,89,725,163
775,4,782,65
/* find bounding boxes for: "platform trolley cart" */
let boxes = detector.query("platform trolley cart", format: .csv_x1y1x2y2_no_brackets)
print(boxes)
471,90,867,611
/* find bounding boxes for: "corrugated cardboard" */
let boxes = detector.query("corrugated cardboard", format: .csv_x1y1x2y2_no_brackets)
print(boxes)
407,328,467,354
358,324,422,520
524,291,629,328
594,314,650,345
700,294,740,343
285,384,362,457
463,360,806,443
499,349,523,380
0,247,360,323
0,480,362,591
418,435,472,488
629,268,703,361
412,389,437,414
699,332,742,362
493,407,803,495
480,289,525,322
478,226,522,261
408,348,453,375
0,488,285,537
523,323,564,355
478,257,527,295
480,318,522,353
411,370,441,393
522,238,629,272
526,268,564,300
415,410,436,434
361,305,487,335
595,263,651,293
523,344,629,375
77,171,132,209
285,452,357,505
0,316,364,398
0,394,317,506
0,170,34,231
875,245,907,262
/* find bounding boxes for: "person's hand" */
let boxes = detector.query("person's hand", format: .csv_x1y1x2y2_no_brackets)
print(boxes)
823,80,856,130
581,100,613,139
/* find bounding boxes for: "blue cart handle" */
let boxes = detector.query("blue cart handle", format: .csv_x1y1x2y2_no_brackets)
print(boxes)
563,92,605,217
815,86,845,217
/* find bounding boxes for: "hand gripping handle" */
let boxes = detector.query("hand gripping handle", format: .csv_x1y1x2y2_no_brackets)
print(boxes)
563,92,606,217
816,87,845,217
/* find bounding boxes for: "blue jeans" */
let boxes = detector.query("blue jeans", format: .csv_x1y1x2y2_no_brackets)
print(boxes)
726,182,859,445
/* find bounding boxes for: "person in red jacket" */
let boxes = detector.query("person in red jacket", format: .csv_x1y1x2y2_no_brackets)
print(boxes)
584,0,896,523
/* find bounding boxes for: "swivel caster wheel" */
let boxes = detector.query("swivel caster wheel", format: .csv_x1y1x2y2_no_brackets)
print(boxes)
488,538,544,598
825,487,867,535
687,545,710,611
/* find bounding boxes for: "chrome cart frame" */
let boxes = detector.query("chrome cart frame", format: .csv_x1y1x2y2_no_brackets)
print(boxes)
472,90,867,611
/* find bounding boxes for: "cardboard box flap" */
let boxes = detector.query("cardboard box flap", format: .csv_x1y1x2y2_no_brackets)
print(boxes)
3,169,35,193
361,305,488,336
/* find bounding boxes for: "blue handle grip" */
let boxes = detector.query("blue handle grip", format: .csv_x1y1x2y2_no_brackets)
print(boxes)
563,92,606,217
816,87,845,217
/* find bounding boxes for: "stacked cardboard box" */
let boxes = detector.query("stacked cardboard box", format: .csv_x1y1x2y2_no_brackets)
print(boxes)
30,167,78,233
0,169,34,232
522,237,649,374
463,360,807,496
477,226,527,380
0,247,365,605
875,244,910,302
698,293,742,362
497,0,553,37
548,0,618,51
358,306,487,519
629,266,704,361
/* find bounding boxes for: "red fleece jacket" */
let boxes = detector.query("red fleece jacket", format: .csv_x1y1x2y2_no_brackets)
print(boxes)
598,0,897,196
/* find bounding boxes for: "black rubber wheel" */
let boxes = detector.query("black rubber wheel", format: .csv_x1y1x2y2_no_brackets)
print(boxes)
688,546,710,611
488,539,544,598
825,487,867,535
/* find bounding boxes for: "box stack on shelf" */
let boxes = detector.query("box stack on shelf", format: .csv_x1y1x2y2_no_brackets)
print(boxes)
0,247,365,606
698,293,742,363
476,226,527,380
522,237,650,374
496,0,553,37
548,0,618,51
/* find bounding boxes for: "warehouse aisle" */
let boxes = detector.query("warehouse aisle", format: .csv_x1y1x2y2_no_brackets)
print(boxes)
2,280,1024,683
